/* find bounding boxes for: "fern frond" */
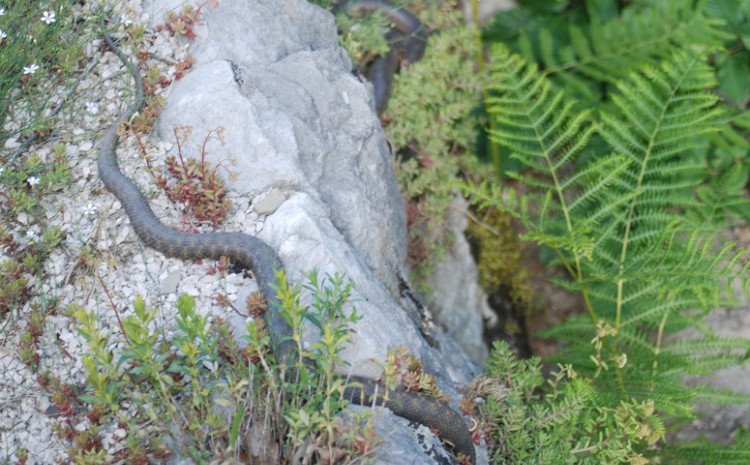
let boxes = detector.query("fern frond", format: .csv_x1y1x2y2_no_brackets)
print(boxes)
663,335,750,354
473,5,750,461
693,385,750,407
476,45,750,448
486,45,616,268
521,0,730,100
657,434,750,464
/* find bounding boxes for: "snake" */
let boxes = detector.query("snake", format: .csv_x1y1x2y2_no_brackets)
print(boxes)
96,6,475,464
334,0,427,115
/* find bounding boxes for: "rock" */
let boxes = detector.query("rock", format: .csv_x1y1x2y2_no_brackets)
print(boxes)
344,406,453,465
150,0,486,463
424,197,491,366
253,187,287,215
461,0,517,21
160,269,181,294
673,303,750,444
157,1,406,294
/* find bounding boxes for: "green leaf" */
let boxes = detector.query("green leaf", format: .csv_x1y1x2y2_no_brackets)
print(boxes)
717,50,750,104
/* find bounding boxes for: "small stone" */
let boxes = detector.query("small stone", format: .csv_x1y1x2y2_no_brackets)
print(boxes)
253,188,287,215
116,226,130,244
3,137,20,149
184,285,200,297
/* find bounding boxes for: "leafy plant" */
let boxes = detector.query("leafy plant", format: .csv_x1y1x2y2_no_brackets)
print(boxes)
462,41,750,462
153,125,232,229
74,271,381,464
0,145,69,321
381,1,486,277
470,340,659,464
483,0,730,102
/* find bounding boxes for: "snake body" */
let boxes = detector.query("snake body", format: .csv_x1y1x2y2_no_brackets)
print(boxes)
97,8,474,464
334,0,427,114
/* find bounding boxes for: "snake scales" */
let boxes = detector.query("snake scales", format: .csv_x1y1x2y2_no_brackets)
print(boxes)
97,6,475,464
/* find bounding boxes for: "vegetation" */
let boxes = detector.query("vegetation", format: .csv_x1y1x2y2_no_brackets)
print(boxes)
339,0,750,463
0,0,91,151
464,45,750,463
460,1,749,463
2,0,750,464
72,271,379,464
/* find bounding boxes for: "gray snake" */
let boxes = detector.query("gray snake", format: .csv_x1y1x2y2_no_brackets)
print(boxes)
335,0,427,115
97,9,475,465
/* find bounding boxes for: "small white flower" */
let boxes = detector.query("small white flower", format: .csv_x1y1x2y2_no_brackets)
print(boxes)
41,11,56,25
0,8,6,16
83,203,98,216
85,101,99,115
26,230,36,239
27,175,41,186
0,30,6,40
121,16,133,27
23,63,39,75
0,166,4,176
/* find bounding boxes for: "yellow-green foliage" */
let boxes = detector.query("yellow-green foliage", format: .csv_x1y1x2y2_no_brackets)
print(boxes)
74,271,373,463
386,2,481,158
466,207,532,307
335,7,391,64
476,340,662,465
323,1,487,278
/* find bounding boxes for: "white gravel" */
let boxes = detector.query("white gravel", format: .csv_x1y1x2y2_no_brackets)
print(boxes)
0,1,264,463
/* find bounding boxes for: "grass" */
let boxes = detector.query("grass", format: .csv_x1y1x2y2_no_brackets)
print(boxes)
0,1,95,155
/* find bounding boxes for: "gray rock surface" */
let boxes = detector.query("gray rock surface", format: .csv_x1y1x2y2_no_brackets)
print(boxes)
147,0,486,463
675,304,750,444
426,197,491,366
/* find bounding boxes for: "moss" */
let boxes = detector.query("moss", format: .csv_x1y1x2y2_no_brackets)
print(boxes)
466,207,532,308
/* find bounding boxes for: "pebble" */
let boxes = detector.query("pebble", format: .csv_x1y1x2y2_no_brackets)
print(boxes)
254,187,287,215
3,137,20,148
161,269,182,293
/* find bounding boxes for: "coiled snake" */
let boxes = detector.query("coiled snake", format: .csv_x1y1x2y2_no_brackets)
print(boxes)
97,7,475,464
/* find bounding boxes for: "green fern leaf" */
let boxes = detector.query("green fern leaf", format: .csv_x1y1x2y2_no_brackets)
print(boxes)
528,0,731,97
470,44,750,436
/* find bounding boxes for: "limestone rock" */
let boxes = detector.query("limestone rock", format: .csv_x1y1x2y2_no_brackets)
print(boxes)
426,197,491,366
150,0,487,463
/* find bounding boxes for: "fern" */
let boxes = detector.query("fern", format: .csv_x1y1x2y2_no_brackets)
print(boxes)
464,44,750,461
499,0,731,103
658,429,750,464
